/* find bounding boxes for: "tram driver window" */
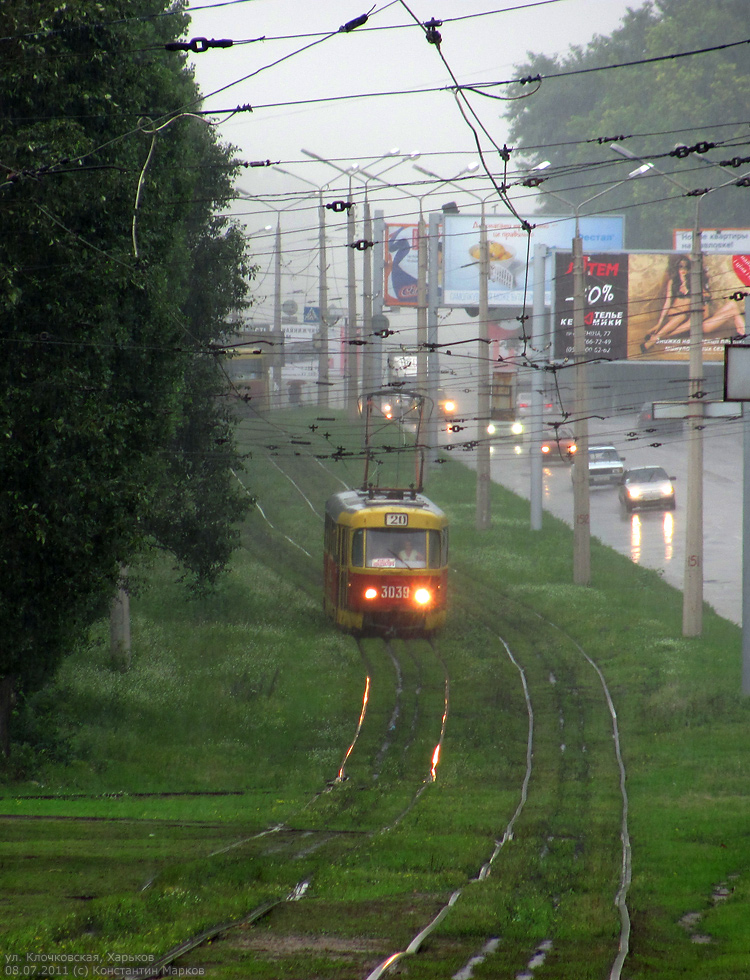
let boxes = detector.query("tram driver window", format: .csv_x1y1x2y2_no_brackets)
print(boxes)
364,529,427,568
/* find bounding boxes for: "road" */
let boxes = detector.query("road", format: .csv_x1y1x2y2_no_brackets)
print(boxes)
446,413,744,625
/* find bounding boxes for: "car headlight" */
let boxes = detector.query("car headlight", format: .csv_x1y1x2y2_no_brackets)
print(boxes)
627,487,642,499
541,444,551,454
487,423,496,435
511,421,524,436
413,588,431,606
364,587,378,600
442,400,456,413
660,482,674,495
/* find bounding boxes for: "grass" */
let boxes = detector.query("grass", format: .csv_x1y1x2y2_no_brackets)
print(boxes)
1,406,750,977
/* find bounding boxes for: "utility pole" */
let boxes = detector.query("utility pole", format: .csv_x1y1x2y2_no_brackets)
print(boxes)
426,211,441,477
530,244,547,531
273,220,282,409
372,210,386,390
362,195,374,397
572,233,591,584
346,176,358,418
416,210,428,393
682,232,705,635
317,192,329,408
476,206,491,530
534,158,652,582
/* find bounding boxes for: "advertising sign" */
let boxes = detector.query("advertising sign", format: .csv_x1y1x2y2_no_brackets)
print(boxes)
384,223,420,306
553,253,629,359
442,214,624,307
552,251,749,362
673,229,750,253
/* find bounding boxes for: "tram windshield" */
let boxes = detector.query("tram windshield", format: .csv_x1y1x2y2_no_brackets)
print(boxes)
352,529,443,569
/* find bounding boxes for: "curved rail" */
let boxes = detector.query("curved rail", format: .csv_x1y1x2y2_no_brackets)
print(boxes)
366,630,534,979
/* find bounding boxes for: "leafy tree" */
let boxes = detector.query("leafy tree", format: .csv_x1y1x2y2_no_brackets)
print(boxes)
504,0,750,247
0,2,253,755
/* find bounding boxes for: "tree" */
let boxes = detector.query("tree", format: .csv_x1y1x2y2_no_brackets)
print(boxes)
504,0,750,247
0,1,253,756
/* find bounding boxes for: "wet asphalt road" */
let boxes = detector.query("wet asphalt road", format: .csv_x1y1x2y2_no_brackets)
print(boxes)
446,412,745,625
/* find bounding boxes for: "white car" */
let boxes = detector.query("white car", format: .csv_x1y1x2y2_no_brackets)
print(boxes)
619,466,676,512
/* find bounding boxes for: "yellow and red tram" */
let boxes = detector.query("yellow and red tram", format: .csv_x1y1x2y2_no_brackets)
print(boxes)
324,488,448,633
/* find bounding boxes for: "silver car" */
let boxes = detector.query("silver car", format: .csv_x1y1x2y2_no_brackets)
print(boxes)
573,444,625,487
619,465,676,512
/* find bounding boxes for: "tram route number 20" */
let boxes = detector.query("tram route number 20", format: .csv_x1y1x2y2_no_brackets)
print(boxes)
385,513,408,526
381,584,410,599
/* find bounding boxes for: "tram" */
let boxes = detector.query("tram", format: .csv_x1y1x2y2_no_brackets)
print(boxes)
324,388,449,633
323,487,448,633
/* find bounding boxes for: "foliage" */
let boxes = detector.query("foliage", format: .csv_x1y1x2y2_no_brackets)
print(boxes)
2,422,750,976
0,1,253,740
504,0,750,247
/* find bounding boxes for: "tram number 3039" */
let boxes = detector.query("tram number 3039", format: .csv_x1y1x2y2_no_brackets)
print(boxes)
381,584,410,599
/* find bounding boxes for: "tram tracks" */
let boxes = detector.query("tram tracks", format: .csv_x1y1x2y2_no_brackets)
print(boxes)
125,603,630,980
121,633,453,978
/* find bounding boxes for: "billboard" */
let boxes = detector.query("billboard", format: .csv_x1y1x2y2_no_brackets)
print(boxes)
673,229,750,253
553,253,629,360
442,214,624,307
384,222,420,306
552,251,750,362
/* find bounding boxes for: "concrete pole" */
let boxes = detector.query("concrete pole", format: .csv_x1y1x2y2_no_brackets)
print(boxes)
476,205,491,530
426,210,440,479
530,244,546,530
362,196,374,399
572,233,591,585
416,211,428,393
317,193,329,408
683,233,705,636
373,210,385,389
346,180,358,417
744,389,750,693
273,220,282,409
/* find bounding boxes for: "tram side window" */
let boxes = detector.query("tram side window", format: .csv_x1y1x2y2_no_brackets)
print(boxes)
427,529,442,568
324,516,335,555
351,529,364,568
338,529,349,567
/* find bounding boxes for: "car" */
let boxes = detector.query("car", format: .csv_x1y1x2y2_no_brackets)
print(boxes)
516,392,555,419
638,401,683,437
540,427,577,462
573,444,625,487
438,390,459,416
619,465,676,512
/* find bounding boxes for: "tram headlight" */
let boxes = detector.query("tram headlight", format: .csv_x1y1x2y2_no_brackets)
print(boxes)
364,587,378,600
413,588,431,606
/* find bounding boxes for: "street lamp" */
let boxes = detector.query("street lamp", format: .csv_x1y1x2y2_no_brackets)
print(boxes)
271,167,335,407
611,143,707,632
610,141,750,637
235,192,301,408
354,155,421,398
300,148,419,416
414,164,499,530
535,161,652,584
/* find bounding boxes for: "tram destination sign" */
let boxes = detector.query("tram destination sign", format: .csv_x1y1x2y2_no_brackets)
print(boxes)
385,513,408,526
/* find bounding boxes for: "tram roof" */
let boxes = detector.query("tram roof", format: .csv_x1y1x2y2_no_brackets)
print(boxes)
325,489,446,522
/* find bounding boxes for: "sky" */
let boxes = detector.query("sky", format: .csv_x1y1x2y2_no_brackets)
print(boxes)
183,0,647,321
